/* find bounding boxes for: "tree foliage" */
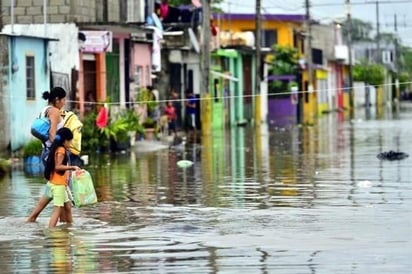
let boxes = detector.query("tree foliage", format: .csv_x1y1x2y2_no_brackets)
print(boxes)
268,45,298,75
400,46,412,73
353,59,385,86
399,72,410,92
341,18,373,42
378,32,397,43
267,45,299,94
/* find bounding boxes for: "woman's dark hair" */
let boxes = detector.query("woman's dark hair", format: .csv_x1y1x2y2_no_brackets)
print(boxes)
42,87,66,104
44,127,73,180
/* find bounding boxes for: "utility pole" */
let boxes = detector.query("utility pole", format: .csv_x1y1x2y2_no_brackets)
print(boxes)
0,0,3,31
255,0,262,125
346,0,354,117
305,0,313,92
201,0,211,95
394,13,400,102
304,0,314,121
200,0,211,135
376,1,381,63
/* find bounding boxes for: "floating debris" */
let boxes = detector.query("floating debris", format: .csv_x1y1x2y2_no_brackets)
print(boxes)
177,160,193,168
377,151,409,161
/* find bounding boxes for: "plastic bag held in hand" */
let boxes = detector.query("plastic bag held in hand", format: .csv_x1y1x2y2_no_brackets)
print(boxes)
70,169,97,207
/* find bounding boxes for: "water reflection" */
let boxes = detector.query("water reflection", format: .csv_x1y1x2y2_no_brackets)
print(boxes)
0,107,411,273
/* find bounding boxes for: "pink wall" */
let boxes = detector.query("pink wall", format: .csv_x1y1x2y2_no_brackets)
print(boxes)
131,43,152,88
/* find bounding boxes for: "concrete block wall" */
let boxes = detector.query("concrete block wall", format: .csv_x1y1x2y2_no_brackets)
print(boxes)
0,0,121,26
69,0,96,22
107,0,120,22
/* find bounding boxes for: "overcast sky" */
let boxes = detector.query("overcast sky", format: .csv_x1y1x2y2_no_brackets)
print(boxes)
220,0,412,44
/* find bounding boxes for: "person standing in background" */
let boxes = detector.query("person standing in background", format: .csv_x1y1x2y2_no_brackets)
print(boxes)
171,89,182,130
185,90,198,142
164,101,177,137
84,91,96,114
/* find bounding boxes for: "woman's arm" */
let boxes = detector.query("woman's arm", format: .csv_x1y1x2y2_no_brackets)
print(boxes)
48,107,60,142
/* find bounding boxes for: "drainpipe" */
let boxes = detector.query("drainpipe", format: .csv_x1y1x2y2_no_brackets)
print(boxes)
43,0,47,36
10,0,14,33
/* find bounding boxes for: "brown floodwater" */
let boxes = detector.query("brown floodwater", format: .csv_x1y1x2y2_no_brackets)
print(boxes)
0,105,411,273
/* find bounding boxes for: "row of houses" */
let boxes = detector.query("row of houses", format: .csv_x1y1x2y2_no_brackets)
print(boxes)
0,1,397,153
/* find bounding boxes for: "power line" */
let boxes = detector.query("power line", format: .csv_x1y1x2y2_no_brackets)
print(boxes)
5,81,409,107
311,0,412,7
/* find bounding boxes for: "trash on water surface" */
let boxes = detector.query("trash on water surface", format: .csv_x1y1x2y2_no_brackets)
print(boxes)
177,160,193,168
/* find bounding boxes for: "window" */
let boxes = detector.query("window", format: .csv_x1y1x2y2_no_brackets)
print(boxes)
382,50,393,64
262,30,277,48
312,48,323,65
26,56,35,100
134,65,142,87
188,69,194,93
145,65,151,86
214,79,219,102
243,29,278,48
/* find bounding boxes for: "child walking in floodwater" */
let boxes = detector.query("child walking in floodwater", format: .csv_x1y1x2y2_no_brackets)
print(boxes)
44,127,80,228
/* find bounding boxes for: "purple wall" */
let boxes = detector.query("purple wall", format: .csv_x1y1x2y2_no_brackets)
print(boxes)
212,13,306,23
268,97,297,128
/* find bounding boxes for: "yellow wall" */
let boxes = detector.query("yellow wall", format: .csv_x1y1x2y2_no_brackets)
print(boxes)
219,16,324,124
316,70,328,115
318,103,329,115
316,70,327,80
343,92,350,110
376,86,385,118
376,86,384,107
218,19,302,47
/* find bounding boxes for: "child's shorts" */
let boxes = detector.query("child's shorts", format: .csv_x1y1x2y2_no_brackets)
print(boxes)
50,184,69,207
42,182,53,199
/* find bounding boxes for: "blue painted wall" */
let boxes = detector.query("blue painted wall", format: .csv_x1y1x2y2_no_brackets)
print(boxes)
8,36,50,151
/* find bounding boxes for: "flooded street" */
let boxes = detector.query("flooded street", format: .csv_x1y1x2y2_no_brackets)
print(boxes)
0,106,411,273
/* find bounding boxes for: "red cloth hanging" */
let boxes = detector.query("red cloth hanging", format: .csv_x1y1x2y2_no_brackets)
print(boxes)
96,105,108,129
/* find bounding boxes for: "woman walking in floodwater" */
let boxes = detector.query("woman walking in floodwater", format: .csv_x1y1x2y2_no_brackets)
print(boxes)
27,87,69,223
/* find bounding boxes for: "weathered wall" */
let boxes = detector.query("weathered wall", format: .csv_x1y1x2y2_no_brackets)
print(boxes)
0,35,10,155
2,23,80,96
2,0,77,24
1,0,121,24
8,36,50,151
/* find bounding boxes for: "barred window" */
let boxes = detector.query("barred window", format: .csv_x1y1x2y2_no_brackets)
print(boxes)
26,56,35,100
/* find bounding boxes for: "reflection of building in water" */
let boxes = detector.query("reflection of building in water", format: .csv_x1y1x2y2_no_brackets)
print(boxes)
167,150,178,204
49,229,73,274
201,133,215,205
